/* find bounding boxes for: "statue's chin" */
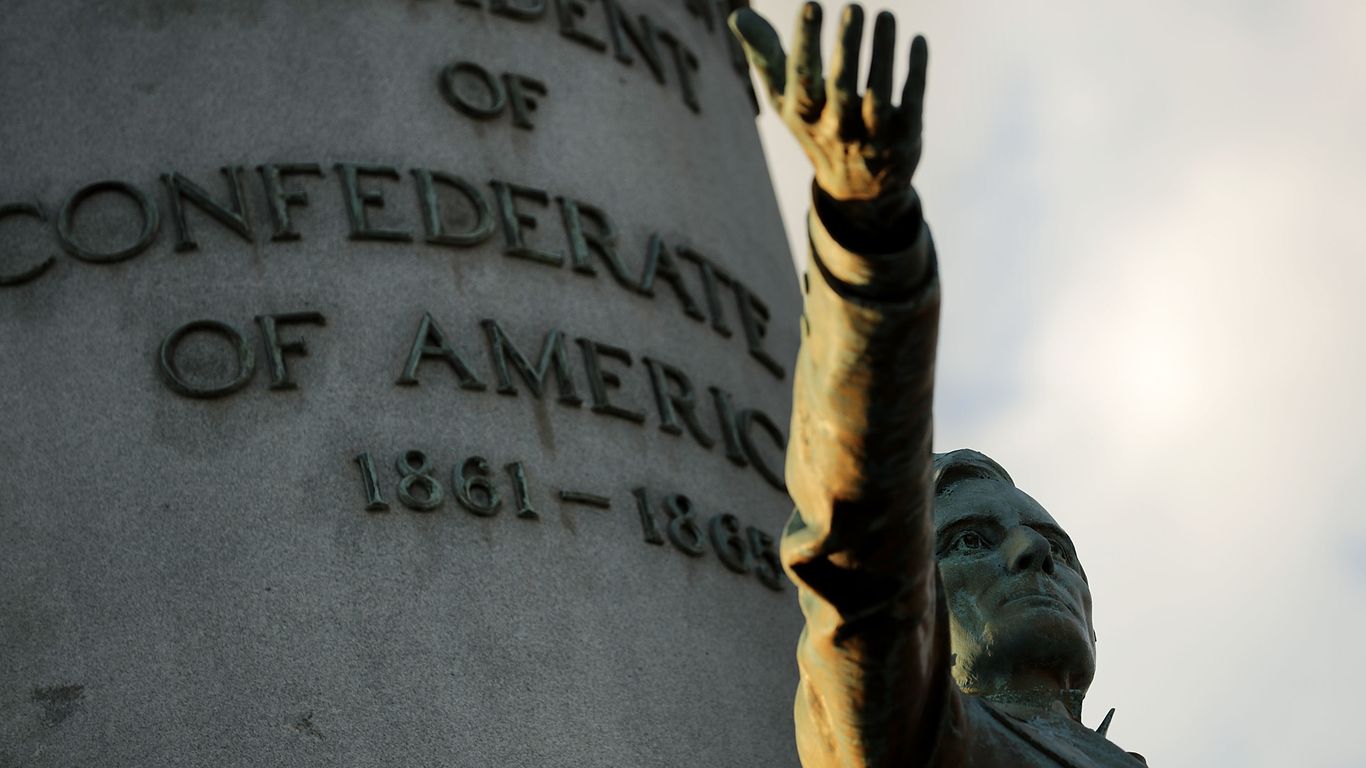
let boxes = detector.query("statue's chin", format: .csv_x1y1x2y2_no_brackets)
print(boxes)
962,610,1096,691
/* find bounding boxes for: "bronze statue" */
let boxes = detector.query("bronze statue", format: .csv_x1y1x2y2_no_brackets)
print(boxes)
729,4,1148,765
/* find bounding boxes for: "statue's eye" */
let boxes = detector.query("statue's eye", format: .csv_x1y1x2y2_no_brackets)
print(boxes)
954,531,987,552
1046,538,1067,561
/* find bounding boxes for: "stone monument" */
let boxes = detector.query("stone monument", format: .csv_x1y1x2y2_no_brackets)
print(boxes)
0,2,803,765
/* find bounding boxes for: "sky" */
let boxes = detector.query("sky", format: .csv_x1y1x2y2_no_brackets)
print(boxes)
750,1,1366,765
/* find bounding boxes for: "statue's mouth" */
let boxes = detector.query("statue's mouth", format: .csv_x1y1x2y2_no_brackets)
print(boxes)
998,588,1081,622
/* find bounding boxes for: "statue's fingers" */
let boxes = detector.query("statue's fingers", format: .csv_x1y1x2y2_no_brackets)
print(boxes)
862,11,895,137
824,3,864,137
897,34,929,136
785,2,825,121
729,8,787,110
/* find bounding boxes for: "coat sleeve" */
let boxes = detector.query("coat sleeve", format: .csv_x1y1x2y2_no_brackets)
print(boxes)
783,188,958,768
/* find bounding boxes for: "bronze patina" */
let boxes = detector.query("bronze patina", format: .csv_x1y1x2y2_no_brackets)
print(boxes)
730,4,1147,765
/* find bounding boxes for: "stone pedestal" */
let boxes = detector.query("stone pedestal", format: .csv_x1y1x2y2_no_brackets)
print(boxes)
0,2,801,765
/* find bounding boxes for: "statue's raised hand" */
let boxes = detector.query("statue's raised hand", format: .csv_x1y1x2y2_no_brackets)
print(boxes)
730,3,927,227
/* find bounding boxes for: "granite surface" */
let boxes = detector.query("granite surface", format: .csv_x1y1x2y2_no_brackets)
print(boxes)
0,1,802,764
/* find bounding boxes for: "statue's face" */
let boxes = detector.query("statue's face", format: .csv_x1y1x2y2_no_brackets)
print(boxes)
934,477,1096,693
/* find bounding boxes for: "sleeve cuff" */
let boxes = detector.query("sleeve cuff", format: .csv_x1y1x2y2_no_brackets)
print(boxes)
809,186,935,304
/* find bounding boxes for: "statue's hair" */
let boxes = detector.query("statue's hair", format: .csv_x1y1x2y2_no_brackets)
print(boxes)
932,449,1013,496
933,448,1090,585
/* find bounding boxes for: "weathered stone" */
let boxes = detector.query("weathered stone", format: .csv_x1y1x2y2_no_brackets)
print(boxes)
0,2,801,765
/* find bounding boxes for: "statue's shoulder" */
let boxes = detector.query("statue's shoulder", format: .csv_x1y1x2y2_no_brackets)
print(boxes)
953,697,1149,768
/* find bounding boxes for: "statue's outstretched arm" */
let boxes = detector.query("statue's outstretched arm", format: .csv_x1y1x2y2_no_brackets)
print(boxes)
733,6,954,767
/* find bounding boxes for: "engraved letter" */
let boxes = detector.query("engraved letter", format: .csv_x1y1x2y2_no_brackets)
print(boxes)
397,312,487,390
658,30,701,112
258,163,323,241
413,169,496,247
576,337,645,423
158,319,256,399
57,180,160,264
490,180,564,266
490,0,546,20
502,73,548,130
636,234,705,321
254,311,326,390
601,0,664,82
732,280,785,379
481,319,583,406
738,407,786,491
708,385,748,467
336,163,413,242
557,197,635,288
678,246,733,337
440,61,507,121
643,356,714,448
161,167,254,252
554,0,607,51
0,203,54,287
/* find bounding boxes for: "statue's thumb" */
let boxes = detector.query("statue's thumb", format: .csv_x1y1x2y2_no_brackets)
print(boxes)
727,9,784,102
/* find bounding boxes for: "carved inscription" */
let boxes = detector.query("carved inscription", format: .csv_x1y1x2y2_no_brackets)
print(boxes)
0,3,792,602
57,180,160,264
354,447,784,591
395,313,785,489
355,449,537,518
450,0,717,112
155,309,787,491
631,485,782,589
158,319,257,399
440,61,548,130
4,162,786,380
157,313,326,398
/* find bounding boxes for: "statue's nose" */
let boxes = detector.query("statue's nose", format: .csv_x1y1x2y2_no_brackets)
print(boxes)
1002,526,1055,575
